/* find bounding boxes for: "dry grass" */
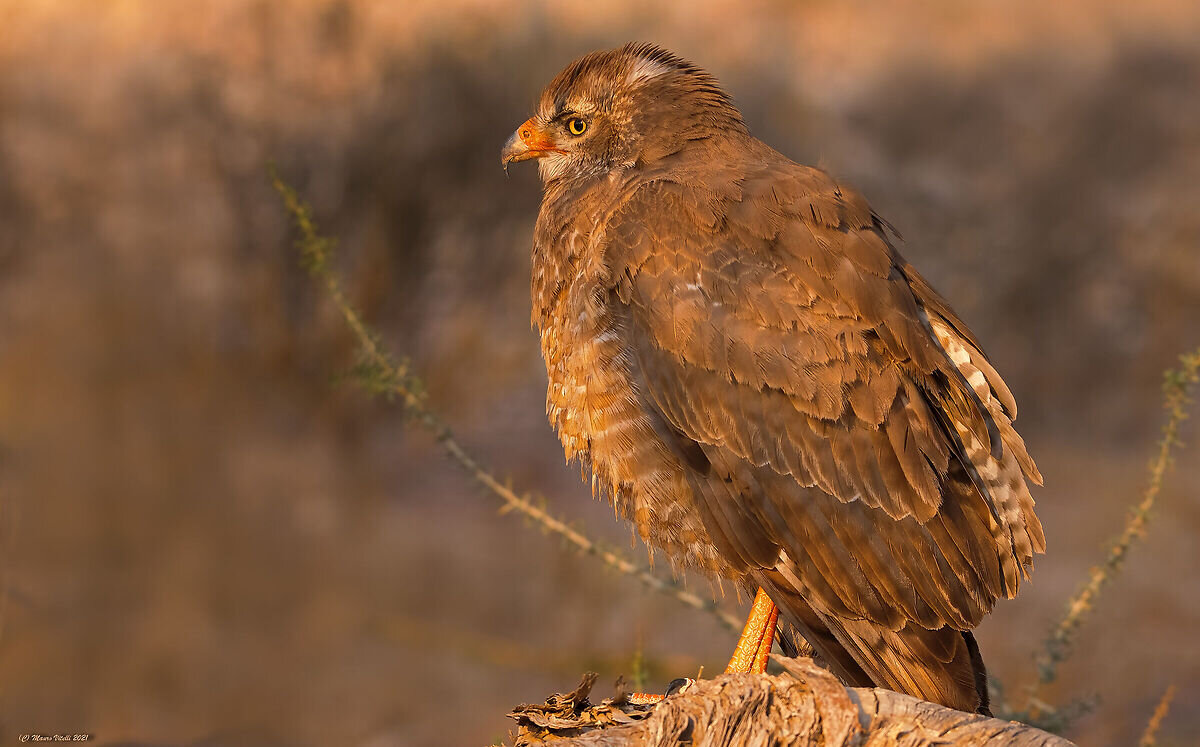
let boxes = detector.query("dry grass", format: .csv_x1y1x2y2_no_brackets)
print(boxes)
1138,684,1177,747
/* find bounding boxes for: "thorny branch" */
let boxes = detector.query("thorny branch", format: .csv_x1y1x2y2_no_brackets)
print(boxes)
270,167,742,634
1021,347,1200,721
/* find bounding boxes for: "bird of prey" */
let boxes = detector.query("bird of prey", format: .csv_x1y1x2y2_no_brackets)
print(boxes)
502,43,1044,715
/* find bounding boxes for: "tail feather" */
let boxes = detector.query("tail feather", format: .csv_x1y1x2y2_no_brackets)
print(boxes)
963,630,991,717
833,616,982,713
759,570,990,715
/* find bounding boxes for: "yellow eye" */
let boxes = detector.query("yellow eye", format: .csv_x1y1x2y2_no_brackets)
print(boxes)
567,117,587,136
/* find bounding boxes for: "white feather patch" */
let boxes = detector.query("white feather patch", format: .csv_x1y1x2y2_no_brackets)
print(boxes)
626,56,675,85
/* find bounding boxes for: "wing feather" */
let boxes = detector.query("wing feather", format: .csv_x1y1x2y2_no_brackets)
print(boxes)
602,171,1042,633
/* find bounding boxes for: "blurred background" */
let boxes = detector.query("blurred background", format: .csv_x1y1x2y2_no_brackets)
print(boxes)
1,1,1198,744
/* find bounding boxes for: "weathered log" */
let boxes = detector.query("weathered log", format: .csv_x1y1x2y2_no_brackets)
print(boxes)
508,656,1072,746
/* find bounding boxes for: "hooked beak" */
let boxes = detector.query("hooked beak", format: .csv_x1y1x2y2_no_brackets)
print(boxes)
501,117,565,173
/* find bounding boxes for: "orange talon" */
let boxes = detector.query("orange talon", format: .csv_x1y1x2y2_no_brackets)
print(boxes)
725,587,778,674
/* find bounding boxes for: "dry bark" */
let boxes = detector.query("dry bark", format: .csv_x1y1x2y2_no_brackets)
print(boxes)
507,656,1072,746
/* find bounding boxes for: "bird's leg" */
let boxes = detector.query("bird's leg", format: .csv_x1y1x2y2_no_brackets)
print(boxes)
725,587,779,675
751,599,779,674
629,588,778,706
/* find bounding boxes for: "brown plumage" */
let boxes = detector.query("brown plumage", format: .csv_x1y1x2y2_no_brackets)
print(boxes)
502,43,1045,715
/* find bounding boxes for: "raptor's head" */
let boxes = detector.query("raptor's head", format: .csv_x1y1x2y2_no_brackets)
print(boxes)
502,43,746,184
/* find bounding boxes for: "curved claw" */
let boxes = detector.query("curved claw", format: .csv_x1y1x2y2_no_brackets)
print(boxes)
629,677,695,706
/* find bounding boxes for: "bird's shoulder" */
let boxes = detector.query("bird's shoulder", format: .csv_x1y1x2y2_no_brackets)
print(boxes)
599,153,941,370
600,148,889,281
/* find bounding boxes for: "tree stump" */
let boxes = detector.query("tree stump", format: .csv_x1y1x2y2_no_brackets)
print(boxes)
507,656,1072,746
